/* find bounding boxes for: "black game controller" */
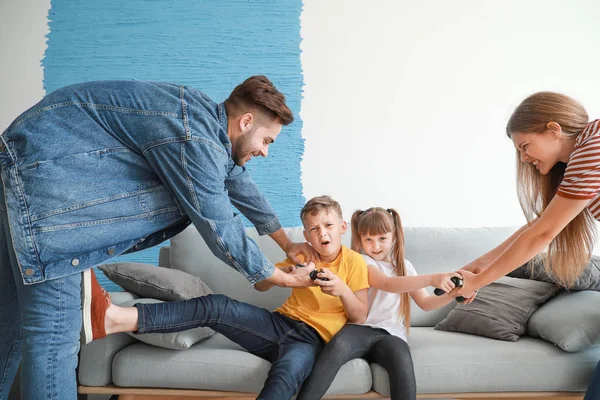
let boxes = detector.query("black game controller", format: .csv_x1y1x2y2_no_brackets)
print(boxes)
434,276,465,303
310,269,329,281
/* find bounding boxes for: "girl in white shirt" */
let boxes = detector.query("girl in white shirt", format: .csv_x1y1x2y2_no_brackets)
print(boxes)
296,207,462,400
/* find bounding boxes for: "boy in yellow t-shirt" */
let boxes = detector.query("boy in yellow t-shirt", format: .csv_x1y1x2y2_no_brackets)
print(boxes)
102,195,369,400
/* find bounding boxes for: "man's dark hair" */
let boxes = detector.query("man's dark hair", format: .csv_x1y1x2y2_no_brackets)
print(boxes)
225,75,294,125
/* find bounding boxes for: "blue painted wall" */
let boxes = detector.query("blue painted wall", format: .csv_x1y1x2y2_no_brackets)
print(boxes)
43,0,305,290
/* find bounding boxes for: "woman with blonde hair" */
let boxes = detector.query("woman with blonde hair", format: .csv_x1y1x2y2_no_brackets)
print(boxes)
455,91,600,397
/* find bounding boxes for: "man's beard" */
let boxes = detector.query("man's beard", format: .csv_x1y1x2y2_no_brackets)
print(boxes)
232,129,255,166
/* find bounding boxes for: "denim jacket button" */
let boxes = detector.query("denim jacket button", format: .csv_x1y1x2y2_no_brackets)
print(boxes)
25,268,34,276
71,258,80,266
107,248,115,255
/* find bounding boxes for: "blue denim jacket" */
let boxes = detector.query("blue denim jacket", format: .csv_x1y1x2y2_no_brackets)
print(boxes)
0,81,280,285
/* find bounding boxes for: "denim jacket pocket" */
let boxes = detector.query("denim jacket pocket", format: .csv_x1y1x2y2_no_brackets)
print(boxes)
138,180,182,220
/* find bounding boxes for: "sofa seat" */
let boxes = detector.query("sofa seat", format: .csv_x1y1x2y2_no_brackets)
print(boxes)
111,333,373,396
370,327,600,395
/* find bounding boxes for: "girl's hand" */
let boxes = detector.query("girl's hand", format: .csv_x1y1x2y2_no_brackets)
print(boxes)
313,268,350,297
430,272,463,294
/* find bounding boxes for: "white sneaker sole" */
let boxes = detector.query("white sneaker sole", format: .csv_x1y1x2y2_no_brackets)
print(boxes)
81,268,93,344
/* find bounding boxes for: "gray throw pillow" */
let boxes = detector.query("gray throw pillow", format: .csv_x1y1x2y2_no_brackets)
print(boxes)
435,277,558,341
527,291,600,352
508,255,600,291
99,262,212,301
120,298,215,350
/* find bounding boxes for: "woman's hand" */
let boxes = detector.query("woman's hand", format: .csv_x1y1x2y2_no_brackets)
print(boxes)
455,269,483,298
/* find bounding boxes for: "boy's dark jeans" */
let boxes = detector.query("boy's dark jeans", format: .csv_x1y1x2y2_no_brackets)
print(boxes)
136,294,324,400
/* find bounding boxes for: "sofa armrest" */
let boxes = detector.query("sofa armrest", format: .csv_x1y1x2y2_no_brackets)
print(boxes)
159,245,171,269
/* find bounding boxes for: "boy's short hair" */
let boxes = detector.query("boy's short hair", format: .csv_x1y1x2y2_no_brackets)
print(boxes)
300,195,343,223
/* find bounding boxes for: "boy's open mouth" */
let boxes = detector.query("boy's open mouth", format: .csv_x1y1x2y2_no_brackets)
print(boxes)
321,240,330,246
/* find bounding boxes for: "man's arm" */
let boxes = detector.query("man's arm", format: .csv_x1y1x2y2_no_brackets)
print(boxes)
225,163,283,235
143,140,277,285
225,164,320,265
254,262,315,291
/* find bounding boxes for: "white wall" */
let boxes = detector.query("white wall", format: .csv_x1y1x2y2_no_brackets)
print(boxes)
0,0,50,132
2,0,600,230
301,0,600,228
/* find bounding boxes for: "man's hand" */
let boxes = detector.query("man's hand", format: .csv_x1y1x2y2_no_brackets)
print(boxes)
286,262,317,288
254,262,316,291
313,268,350,297
285,242,321,265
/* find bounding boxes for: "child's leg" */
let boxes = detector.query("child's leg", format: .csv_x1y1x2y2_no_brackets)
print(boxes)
135,294,297,360
258,325,323,400
369,334,416,400
296,324,382,400
584,360,600,400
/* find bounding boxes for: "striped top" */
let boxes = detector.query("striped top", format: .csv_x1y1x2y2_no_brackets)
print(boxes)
557,119,600,219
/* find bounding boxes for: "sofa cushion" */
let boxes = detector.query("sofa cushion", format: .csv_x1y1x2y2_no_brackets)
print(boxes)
508,255,600,291
372,327,599,394
167,225,292,311
402,226,519,327
528,290,600,352
434,277,557,341
99,262,212,301
111,333,372,395
121,298,215,350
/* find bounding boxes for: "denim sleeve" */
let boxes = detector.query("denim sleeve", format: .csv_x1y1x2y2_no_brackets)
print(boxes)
225,163,282,236
143,139,275,284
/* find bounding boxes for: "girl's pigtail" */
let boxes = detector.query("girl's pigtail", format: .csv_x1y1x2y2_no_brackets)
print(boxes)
388,208,411,334
350,210,364,253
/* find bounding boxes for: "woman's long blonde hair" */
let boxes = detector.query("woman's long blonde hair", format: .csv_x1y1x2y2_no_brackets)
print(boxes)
351,207,410,332
507,91,595,288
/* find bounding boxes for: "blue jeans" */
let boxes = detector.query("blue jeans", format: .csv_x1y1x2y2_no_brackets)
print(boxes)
585,360,600,399
136,294,324,400
0,186,83,400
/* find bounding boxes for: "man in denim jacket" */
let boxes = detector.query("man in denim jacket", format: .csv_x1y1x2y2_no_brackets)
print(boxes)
0,76,317,400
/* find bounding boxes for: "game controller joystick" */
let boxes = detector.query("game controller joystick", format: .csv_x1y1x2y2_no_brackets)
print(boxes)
434,276,465,303
310,269,329,281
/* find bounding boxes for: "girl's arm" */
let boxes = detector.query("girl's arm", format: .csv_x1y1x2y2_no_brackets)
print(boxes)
458,195,591,295
461,220,537,274
410,288,455,311
368,265,461,294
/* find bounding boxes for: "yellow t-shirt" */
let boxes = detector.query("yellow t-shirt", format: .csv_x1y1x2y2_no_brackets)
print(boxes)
275,246,369,342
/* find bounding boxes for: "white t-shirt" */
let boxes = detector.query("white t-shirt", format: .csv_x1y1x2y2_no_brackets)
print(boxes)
357,254,418,342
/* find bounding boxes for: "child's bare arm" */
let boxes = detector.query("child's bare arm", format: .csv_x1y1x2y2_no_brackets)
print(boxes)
410,288,455,311
368,266,461,294
313,269,369,323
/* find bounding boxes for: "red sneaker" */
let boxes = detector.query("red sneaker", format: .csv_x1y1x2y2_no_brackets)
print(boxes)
81,268,111,344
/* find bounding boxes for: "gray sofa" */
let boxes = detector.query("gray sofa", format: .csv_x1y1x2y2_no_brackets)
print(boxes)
78,225,600,399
